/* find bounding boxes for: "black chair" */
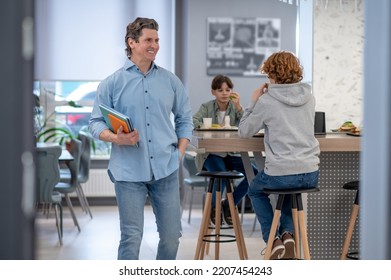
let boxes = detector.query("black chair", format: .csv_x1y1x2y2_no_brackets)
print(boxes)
54,138,82,232
182,153,207,224
60,131,93,218
340,180,360,260
194,171,247,260
263,187,320,260
36,144,63,245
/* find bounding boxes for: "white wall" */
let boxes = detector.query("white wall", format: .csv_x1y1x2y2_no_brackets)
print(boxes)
313,0,364,130
34,0,173,80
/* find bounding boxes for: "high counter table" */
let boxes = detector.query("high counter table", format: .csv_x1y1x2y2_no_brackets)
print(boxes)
189,131,361,259
190,131,360,153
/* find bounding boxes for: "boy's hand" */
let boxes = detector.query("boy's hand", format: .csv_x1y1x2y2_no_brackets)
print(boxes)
229,92,242,111
252,83,268,102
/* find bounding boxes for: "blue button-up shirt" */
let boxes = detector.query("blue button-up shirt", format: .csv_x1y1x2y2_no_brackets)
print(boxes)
89,59,193,182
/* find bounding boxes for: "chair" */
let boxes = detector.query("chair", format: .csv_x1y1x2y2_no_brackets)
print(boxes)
54,138,82,232
263,187,320,260
60,131,93,218
182,153,207,223
340,180,360,260
36,144,63,245
194,170,248,260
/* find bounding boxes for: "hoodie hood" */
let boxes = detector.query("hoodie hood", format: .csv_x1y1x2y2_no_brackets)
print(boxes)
267,82,312,107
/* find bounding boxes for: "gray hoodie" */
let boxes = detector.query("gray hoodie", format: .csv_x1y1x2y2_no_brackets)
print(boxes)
238,82,320,176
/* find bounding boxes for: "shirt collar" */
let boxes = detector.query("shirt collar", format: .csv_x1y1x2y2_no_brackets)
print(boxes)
123,58,158,72
212,99,234,113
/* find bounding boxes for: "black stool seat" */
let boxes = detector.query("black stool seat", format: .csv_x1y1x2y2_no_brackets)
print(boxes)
263,187,320,195
196,170,244,180
343,180,359,190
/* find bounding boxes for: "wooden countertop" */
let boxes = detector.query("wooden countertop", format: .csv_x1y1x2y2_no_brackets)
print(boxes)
190,131,360,153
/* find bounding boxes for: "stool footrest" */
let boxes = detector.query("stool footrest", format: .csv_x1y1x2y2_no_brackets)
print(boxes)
264,187,320,195
203,234,236,243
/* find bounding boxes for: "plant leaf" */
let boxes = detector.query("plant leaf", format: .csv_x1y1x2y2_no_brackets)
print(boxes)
67,100,83,108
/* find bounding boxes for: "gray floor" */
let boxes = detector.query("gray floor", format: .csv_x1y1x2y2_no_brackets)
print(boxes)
35,204,265,260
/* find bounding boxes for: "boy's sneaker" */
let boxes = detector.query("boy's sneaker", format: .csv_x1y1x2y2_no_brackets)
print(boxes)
221,199,233,225
282,232,295,259
210,207,222,225
270,237,285,259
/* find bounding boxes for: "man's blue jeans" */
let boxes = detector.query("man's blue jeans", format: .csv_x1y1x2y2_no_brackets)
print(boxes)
248,170,319,242
113,170,182,260
202,154,258,207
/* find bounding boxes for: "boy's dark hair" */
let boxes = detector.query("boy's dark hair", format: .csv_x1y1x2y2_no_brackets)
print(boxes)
211,75,234,90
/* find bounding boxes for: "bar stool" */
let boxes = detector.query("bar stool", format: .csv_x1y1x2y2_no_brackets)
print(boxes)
263,187,320,260
340,180,360,260
194,170,248,260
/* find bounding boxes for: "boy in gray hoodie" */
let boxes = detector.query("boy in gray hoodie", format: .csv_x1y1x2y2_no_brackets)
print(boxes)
238,51,320,260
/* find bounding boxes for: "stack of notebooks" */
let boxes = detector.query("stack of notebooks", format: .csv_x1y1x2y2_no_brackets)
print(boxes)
99,104,138,147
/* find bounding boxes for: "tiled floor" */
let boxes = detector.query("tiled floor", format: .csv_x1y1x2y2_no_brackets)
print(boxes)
34,204,266,260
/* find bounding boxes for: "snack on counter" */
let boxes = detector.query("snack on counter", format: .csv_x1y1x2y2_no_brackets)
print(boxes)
338,121,356,132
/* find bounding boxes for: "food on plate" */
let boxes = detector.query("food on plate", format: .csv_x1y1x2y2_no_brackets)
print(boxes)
338,121,356,132
211,124,221,128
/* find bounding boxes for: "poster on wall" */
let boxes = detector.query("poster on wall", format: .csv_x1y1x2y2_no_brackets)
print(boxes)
207,17,281,76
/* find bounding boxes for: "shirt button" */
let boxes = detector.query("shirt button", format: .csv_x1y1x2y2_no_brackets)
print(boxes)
146,106,149,109
148,140,151,142
147,123,150,126
150,156,153,159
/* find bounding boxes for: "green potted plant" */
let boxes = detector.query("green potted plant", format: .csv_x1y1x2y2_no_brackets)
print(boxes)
34,88,103,154
36,120,77,146
35,90,81,147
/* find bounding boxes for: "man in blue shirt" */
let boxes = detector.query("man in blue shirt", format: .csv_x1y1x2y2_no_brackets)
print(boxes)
89,17,193,260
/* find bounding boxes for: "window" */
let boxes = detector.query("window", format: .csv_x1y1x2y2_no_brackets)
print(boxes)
34,80,111,156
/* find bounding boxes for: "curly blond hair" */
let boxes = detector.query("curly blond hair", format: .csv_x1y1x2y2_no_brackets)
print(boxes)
260,51,303,84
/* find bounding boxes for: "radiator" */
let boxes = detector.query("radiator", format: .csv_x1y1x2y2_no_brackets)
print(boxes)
80,169,115,197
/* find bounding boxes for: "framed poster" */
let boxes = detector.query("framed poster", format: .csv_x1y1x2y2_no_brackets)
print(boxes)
207,17,281,76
